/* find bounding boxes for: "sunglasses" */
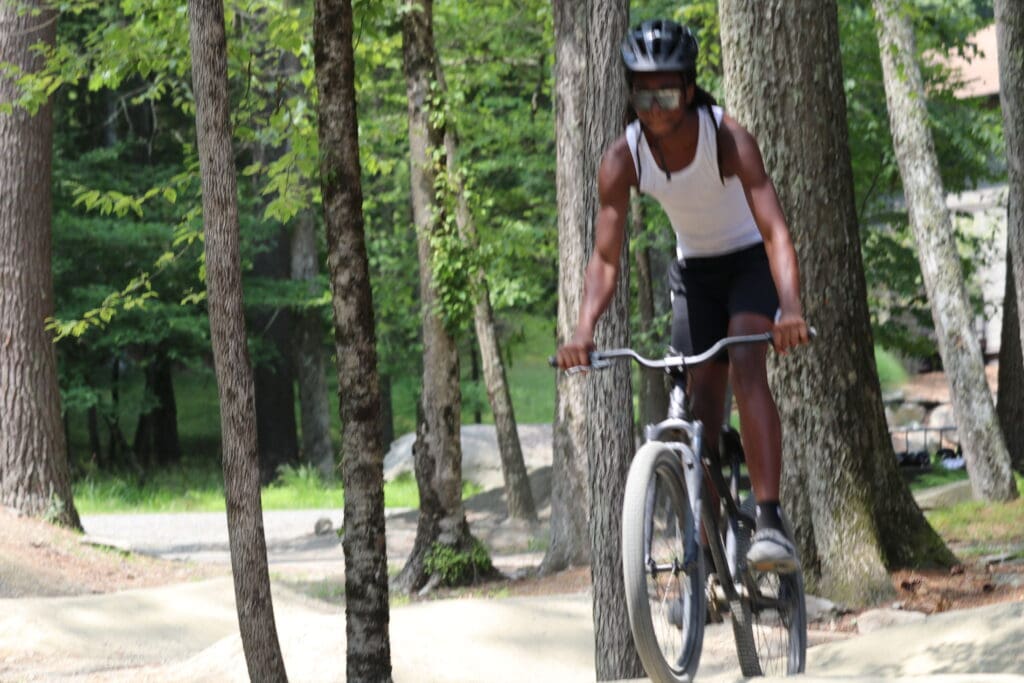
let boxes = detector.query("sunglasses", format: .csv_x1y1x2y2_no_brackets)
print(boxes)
631,87,683,111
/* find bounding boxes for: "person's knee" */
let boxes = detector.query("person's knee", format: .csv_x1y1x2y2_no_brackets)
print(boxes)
729,353,768,395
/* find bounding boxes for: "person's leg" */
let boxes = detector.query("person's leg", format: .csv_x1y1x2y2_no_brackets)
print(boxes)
726,312,781,504
726,246,797,572
669,258,730,573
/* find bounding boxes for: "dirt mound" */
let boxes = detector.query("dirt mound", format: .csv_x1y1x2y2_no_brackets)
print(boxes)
0,506,223,598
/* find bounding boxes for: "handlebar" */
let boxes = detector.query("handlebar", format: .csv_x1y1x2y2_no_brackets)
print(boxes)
549,328,816,374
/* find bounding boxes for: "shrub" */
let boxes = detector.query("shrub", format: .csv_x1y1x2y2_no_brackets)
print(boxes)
424,538,494,586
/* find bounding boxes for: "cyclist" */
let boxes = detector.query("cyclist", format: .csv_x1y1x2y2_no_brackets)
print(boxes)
555,19,810,572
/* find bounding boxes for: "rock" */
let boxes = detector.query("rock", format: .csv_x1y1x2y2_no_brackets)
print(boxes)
913,479,974,510
889,403,927,427
882,389,905,405
314,518,333,536
382,424,554,491
926,403,957,430
805,594,845,622
855,607,926,634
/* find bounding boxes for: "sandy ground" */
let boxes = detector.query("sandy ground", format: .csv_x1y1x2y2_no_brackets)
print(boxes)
1,408,1022,681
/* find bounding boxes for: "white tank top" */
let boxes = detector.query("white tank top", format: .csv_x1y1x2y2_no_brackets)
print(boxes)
626,105,763,259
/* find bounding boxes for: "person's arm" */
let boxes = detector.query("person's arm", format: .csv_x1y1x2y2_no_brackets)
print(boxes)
719,115,809,352
556,138,635,369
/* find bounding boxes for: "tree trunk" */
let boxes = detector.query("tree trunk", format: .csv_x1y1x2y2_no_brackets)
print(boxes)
394,0,482,594
150,356,181,466
87,406,103,467
720,0,956,605
380,373,395,448
548,2,640,680
107,357,130,469
440,117,537,522
134,352,182,468
999,251,1024,473
873,0,1018,502
996,0,1024,475
0,0,81,529
632,194,669,432
187,1,288,679
313,0,392,676
251,223,300,483
473,295,538,522
290,208,335,481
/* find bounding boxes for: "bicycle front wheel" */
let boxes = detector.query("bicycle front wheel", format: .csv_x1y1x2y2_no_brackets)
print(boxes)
732,497,808,677
622,442,705,683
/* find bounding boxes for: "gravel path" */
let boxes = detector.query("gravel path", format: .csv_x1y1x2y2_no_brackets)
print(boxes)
79,471,551,577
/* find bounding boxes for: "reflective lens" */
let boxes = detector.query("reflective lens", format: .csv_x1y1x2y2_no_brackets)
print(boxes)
632,88,683,111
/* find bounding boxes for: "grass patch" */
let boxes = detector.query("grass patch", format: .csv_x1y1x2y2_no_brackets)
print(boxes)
274,575,347,605
75,463,483,514
925,474,1024,551
903,466,970,492
875,346,908,391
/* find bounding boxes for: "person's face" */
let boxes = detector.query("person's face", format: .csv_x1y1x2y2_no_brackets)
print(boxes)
631,72,691,136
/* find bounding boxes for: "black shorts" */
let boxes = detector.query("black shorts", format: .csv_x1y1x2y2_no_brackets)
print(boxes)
669,243,779,359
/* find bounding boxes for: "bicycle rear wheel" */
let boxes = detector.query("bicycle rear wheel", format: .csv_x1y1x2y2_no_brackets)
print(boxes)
622,442,705,683
731,497,807,677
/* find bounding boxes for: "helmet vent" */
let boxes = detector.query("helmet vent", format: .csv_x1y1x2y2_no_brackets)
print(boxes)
622,19,697,74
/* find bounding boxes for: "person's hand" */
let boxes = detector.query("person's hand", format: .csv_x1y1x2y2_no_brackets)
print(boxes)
772,311,809,354
556,330,595,371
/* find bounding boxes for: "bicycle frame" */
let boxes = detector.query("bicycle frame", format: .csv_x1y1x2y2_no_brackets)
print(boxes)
645,413,752,605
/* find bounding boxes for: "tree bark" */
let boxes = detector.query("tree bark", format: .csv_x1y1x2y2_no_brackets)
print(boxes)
290,208,335,481
548,2,641,680
999,250,1024,473
379,373,394,448
251,221,300,483
313,0,392,676
720,0,956,605
996,0,1024,475
87,406,103,467
187,1,289,679
440,120,537,522
0,0,81,529
472,295,537,522
632,194,669,432
873,0,1017,502
394,0,482,594
134,352,182,468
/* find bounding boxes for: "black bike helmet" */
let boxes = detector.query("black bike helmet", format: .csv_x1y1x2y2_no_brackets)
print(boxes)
621,19,698,75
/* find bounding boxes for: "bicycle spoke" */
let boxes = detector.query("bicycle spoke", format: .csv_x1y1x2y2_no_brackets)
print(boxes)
747,570,801,676
623,444,707,683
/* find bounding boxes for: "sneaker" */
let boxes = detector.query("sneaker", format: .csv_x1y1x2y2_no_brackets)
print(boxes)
745,527,799,573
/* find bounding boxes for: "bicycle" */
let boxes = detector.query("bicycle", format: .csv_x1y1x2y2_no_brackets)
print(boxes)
561,332,808,682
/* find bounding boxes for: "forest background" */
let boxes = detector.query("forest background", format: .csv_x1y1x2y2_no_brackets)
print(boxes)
3,0,1008,512
5,0,1024,678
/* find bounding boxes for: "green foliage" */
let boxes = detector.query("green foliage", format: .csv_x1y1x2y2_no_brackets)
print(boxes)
263,464,342,508
874,346,909,390
424,538,494,586
841,0,1001,358
904,466,969,491
43,493,69,526
924,474,1024,553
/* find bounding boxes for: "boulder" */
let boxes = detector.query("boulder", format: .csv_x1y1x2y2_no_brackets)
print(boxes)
382,423,554,492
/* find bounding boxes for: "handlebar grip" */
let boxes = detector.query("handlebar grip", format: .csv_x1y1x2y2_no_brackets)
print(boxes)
548,354,607,373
